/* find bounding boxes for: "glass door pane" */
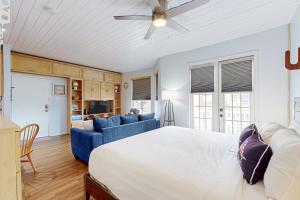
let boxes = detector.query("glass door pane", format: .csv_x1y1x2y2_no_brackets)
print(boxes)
192,93,213,131
222,92,251,134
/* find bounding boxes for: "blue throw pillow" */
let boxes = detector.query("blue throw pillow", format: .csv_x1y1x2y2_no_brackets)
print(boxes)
239,134,272,185
239,124,258,147
93,117,108,132
121,115,138,124
107,115,121,127
138,112,155,121
93,115,121,132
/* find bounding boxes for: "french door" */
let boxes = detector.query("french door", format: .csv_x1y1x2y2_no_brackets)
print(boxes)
191,56,253,134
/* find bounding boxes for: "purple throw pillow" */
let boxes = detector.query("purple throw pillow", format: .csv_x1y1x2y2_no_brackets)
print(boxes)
239,124,258,147
239,134,272,185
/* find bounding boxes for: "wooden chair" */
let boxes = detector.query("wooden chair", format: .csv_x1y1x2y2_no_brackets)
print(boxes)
20,124,39,173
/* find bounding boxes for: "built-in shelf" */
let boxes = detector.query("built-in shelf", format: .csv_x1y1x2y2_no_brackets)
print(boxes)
113,84,121,115
71,79,83,125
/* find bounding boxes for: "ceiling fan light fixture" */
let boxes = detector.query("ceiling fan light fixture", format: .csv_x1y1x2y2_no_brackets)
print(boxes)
152,14,167,28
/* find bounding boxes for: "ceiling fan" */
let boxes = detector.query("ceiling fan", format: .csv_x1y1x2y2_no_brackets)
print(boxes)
114,0,209,40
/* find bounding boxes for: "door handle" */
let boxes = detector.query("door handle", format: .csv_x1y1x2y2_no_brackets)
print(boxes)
44,104,49,112
219,108,223,112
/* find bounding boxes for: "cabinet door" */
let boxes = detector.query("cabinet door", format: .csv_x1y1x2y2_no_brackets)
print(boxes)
84,80,93,100
101,82,114,100
104,73,122,84
0,132,17,199
85,80,100,100
11,54,52,75
83,69,103,81
52,63,81,78
92,81,100,100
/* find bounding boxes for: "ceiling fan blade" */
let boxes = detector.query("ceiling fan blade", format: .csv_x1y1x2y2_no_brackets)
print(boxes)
159,0,168,11
148,0,161,9
166,0,209,18
144,25,156,40
167,19,189,33
114,15,152,21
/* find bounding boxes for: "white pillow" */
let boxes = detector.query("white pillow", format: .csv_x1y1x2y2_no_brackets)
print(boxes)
258,122,284,143
264,128,300,200
83,120,94,131
289,120,300,136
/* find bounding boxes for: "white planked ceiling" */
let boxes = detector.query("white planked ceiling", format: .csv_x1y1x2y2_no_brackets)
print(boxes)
4,0,300,73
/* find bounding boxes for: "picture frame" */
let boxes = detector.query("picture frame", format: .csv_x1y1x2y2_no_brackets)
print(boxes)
53,84,66,95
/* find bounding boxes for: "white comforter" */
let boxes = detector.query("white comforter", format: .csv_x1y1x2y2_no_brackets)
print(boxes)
89,126,267,200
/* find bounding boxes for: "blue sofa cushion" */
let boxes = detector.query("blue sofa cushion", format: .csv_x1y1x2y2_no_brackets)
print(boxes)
93,115,121,132
108,115,121,126
121,115,138,124
138,112,155,121
93,117,108,132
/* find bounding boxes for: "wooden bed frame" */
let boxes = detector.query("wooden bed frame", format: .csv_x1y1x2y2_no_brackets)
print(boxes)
85,173,119,200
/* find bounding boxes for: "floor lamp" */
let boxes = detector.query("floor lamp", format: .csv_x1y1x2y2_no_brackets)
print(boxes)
162,90,176,126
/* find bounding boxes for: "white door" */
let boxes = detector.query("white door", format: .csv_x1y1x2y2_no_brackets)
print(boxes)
191,56,254,134
12,74,50,138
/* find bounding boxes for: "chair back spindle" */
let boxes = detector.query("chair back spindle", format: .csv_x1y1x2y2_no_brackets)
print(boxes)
20,124,39,157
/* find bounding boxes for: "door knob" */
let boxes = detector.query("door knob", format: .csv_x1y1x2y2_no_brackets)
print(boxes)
219,108,223,112
44,104,49,112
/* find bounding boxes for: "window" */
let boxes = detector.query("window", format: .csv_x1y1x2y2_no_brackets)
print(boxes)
132,77,151,114
192,93,213,131
132,100,151,114
191,65,214,131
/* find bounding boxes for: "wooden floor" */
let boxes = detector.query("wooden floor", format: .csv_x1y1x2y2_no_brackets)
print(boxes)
22,134,88,200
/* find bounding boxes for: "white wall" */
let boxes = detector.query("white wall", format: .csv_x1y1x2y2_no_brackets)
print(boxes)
159,25,289,128
12,73,67,136
290,5,300,121
2,44,12,119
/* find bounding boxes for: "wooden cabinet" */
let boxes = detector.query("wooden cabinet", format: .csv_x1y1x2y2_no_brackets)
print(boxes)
83,69,103,81
84,80,100,100
0,116,21,200
52,63,81,78
101,82,114,100
11,54,52,75
104,73,122,84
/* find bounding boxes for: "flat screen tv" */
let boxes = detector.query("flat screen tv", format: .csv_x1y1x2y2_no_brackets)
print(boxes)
89,101,111,114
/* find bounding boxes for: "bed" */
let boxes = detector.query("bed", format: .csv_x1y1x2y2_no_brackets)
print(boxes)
86,126,268,200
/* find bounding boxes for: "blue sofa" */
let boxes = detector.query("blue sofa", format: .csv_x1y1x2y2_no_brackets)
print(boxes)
71,116,160,163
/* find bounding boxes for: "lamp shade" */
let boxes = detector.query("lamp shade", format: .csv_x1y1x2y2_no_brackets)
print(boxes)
162,90,177,100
